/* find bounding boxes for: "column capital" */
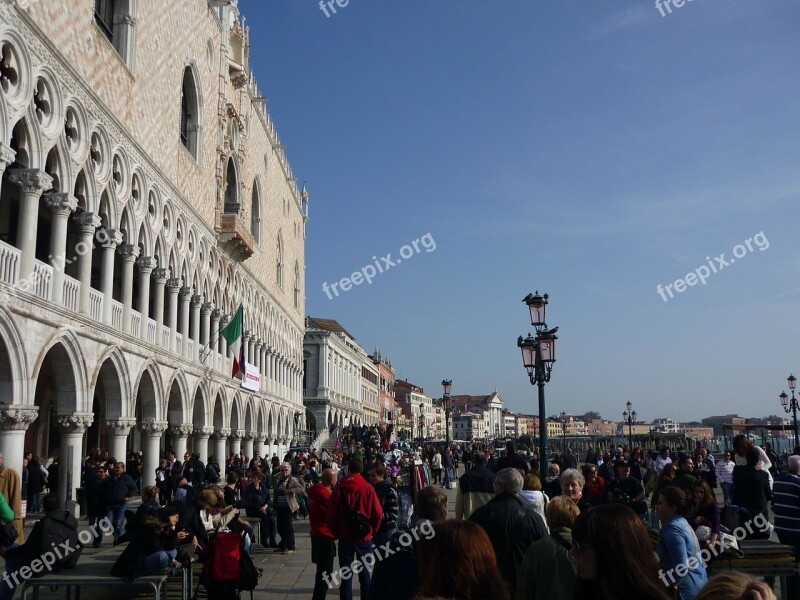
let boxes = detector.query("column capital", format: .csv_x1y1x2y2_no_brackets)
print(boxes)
166,277,183,290
72,211,102,233
104,418,137,435
213,427,231,439
194,426,215,437
43,192,78,217
8,168,53,195
136,256,157,273
0,406,38,430
118,244,140,262
229,429,245,440
168,423,194,437
56,413,94,434
140,419,169,436
242,430,255,441
152,268,170,283
201,302,215,316
100,228,124,249
179,286,193,300
243,331,252,341
0,143,15,169
211,308,222,319
253,430,267,442
191,294,203,308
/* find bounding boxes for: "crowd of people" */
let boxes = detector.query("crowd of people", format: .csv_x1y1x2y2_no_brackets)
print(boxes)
0,428,795,600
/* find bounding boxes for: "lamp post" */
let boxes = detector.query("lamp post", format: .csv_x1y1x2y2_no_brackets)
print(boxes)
418,402,425,446
517,291,559,473
780,373,800,448
560,411,567,452
623,402,637,454
442,379,452,445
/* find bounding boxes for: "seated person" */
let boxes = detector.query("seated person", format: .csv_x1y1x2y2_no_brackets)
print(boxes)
112,506,197,580
240,471,277,548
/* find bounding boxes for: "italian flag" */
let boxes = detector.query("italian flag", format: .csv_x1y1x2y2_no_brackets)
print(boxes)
220,303,244,379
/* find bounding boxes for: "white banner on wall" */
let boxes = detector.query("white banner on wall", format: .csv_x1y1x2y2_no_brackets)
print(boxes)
242,362,260,392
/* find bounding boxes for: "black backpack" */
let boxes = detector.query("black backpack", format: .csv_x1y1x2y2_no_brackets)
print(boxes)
340,491,371,539
205,463,220,483
238,544,261,595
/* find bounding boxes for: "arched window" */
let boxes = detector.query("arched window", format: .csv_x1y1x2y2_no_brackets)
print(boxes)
276,232,284,288
250,182,260,243
180,66,200,159
93,0,136,68
294,261,300,308
224,158,238,214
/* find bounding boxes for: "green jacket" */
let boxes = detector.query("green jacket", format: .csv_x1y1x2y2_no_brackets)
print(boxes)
516,527,575,600
0,492,13,522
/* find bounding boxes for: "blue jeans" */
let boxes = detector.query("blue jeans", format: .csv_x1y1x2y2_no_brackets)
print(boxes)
337,539,374,600
721,481,733,506
141,549,177,576
107,503,128,542
443,467,453,487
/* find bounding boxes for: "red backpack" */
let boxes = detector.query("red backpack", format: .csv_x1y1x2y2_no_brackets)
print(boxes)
200,532,241,584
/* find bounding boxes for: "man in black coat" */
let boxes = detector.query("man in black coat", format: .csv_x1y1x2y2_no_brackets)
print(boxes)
469,467,548,590
455,452,495,520
496,441,529,475
104,461,138,543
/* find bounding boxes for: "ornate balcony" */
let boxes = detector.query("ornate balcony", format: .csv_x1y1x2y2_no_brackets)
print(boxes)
217,213,255,260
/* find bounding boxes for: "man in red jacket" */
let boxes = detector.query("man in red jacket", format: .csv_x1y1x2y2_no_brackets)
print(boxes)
328,458,383,600
309,468,338,600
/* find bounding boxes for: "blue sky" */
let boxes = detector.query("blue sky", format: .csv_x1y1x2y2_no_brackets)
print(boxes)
243,0,800,423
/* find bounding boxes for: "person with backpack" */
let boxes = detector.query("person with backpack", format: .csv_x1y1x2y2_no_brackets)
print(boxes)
328,458,383,600
368,462,399,548
2,494,82,599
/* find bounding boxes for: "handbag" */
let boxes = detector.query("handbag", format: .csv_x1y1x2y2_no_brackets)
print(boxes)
0,520,17,546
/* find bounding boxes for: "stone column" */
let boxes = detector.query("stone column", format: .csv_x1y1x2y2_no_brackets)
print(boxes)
56,413,94,505
43,193,78,304
104,418,136,464
258,434,270,457
100,229,123,324
248,336,256,366
210,309,221,362
242,332,250,365
8,169,53,281
242,431,255,460
200,302,213,363
136,256,156,339
179,286,192,356
151,268,169,346
140,420,168,488
168,424,193,457
118,244,139,334
166,278,182,352
0,407,38,482
229,430,244,457
218,314,229,371
190,295,202,360
193,426,214,463
213,428,230,463
72,212,102,315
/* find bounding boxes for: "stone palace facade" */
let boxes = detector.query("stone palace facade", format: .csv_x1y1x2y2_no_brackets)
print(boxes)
0,0,308,504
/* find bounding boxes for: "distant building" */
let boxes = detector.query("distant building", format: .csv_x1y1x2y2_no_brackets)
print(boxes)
449,392,504,438
395,379,436,440
453,410,488,441
702,415,746,437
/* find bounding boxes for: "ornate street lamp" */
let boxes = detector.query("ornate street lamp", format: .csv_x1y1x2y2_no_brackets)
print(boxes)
442,379,452,445
418,402,425,445
517,291,559,473
623,402,637,453
781,373,799,448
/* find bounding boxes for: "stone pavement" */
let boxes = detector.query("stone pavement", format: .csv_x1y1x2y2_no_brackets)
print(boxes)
0,483,459,600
